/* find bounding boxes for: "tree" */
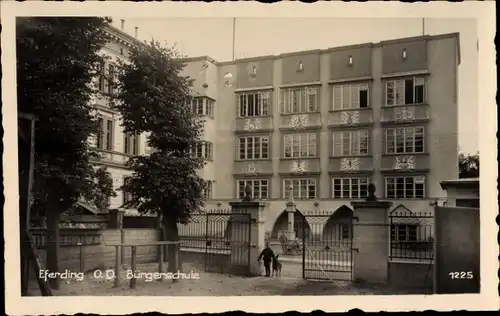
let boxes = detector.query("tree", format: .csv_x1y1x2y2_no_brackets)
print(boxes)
111,40,206,273
459,151,479,178
84,166,117,212
16,17,111,289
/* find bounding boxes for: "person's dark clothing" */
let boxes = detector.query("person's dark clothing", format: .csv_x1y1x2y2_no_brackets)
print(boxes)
263,261,271,277
258,247,275,277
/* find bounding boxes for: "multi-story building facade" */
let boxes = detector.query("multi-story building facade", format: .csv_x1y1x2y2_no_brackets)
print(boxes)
89,25,149,216
93,25,460,241
180,32,461,241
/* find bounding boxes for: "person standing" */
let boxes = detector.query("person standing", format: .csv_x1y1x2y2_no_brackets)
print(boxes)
257,242,276,277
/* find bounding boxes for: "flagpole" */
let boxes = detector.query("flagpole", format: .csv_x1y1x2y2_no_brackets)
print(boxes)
422,18,425,36
232,17,236,61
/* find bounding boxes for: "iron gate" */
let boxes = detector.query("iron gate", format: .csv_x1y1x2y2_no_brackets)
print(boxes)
204,212,252,275
297,212,354,281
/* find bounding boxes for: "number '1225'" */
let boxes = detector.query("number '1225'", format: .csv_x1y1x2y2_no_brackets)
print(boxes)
449,271,473,279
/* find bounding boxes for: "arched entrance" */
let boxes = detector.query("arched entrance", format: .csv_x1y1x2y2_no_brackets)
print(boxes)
271,209,311,240
302,205,354,282
322,205,354,244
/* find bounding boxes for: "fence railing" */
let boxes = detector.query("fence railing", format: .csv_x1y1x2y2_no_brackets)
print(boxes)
389,211,434,262
178,209,233,251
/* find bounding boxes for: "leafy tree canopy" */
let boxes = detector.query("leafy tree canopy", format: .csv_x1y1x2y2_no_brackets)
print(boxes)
459,151,479,179
111,40,206,225
16,17,111,215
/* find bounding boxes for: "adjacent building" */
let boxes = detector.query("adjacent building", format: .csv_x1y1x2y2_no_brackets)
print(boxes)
440,178,480,208
93,25,461,241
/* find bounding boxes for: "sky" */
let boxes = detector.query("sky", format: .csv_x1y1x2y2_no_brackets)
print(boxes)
111,17,478,155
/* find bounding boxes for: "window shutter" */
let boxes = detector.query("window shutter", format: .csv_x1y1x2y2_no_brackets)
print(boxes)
351,131,359,155
333,132,342,156
333,86,341,110
342,86,350,109
351,85,360,108
236,94,240,117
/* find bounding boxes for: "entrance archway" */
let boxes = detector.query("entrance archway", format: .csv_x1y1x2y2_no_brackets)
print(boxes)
322,205,353,243
271,209,311,240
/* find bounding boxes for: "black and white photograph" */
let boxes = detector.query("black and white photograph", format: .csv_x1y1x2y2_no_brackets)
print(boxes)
3,1,497,314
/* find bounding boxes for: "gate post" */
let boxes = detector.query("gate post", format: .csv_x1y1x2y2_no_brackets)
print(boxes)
229,201,267,276
351,200,392,284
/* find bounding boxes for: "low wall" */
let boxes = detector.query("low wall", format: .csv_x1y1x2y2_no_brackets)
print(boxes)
32,228,160,277
434,206,480,294
389,261,433,289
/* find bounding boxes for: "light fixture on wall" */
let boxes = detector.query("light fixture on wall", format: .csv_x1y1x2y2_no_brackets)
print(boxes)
298,61,304,72
402,49,408,60
348,55,353,66
251,65,257,77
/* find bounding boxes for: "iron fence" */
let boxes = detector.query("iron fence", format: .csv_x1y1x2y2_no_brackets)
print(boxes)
178,209,232,251
178,209,252,275
389,211,434,261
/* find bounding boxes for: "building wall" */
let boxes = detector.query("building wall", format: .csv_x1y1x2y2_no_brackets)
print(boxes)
91,33,147,212
441,181,480,207
205,33,460,226
92,28,460,221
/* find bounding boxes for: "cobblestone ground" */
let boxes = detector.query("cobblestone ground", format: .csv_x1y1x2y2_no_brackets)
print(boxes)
28,262,430,296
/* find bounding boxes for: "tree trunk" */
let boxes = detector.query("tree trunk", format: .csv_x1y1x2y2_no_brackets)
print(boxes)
162,214,181,276
46,209,60,290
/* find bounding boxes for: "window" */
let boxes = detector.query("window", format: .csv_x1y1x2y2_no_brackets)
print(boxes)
385,176,425,199
206,99,214,117
107,64,116,95
391,224,417,242
284,133,317,158
386,127,424,154
332,83,369,110
239,136,269,160
280,86,318,114
122,177,132,205
97,59,106,92
191,98,204,115
237,179,268,200
191,98,214,117
96,117,114,151
191,141,213,160
332,177,369,199
203,181,213,199
238,91,270,117
124,132,139,155
333,130,369,156
339,224,350,240
283,179,317,199
386,77,425,106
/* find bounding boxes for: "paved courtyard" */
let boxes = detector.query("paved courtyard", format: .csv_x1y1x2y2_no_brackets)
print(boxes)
28,262,430,296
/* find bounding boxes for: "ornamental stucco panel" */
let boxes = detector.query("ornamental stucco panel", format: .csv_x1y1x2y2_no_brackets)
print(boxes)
291,160,309,173
394,155,415,170
340,158,360,171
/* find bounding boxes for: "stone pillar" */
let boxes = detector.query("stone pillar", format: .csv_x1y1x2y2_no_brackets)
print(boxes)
285,201,296,240
351,200,392,284
108,209,124,229
229,201,267,276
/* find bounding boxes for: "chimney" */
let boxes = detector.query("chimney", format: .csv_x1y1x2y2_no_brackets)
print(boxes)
134,26,138,38
120,19,125,31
